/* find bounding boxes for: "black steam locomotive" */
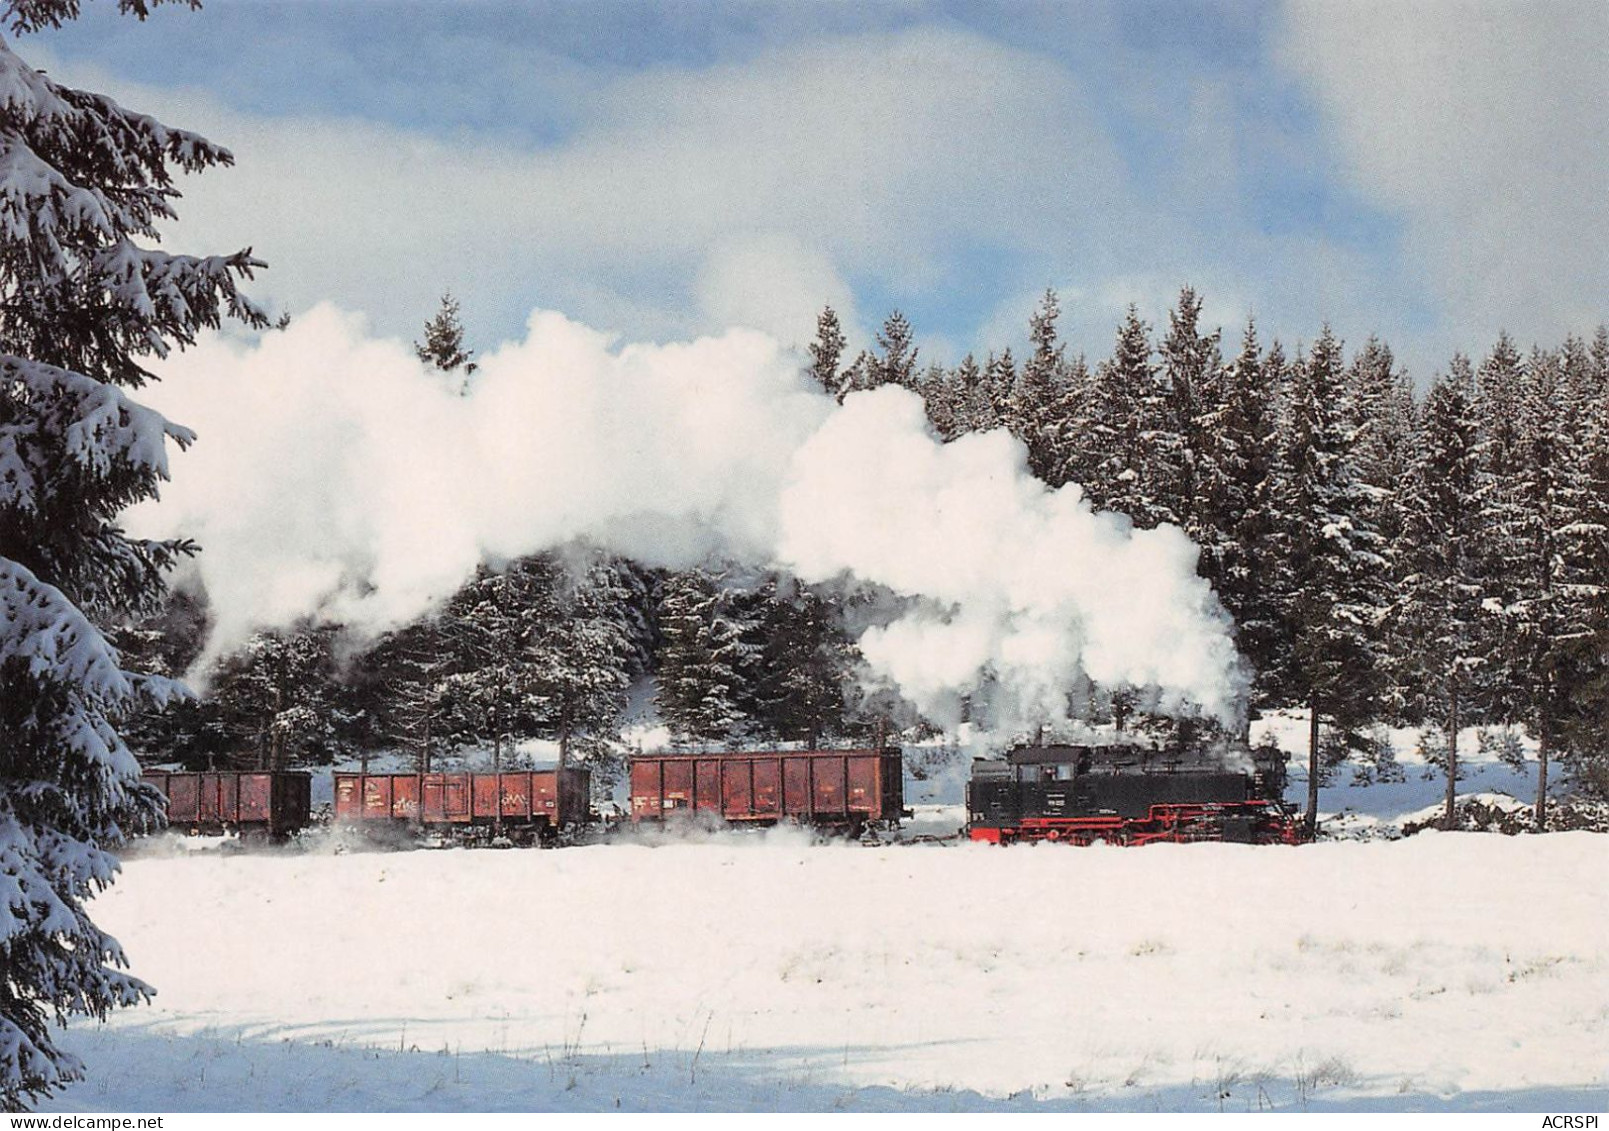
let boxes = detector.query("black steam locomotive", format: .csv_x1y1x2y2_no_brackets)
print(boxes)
967,742,1300,845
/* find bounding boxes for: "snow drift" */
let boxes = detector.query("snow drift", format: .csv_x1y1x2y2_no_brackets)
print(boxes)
126,305,1243,726
57,830,1609,1112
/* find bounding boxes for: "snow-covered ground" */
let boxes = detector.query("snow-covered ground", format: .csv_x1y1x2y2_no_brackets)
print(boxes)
46,715,1608,1113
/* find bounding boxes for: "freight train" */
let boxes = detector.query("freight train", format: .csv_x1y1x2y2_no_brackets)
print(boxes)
138,740,1299,847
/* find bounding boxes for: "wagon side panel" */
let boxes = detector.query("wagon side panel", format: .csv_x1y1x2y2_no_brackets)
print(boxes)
333,773,362,822
390,774,422,821
782,756,811,817
165,773,199,826
846,754,878,816
363,774,395,820
662,759,693,812
528,771,556,823
630,759,662,821
752,758,781,818
500,772,535,821
239,774,272,825
471,774,501,822
811,754,847,818
722,757,753,819
695,760,722,814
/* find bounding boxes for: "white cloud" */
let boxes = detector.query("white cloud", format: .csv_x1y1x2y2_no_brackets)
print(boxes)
30,16,1463,369
694,232,861,349
1277,0,1609,357
36,27,1126,349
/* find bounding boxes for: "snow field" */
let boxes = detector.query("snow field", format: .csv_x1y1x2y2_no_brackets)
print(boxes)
54,830,1609,1112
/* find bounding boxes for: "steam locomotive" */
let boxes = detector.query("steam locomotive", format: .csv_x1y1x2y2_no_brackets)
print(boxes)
966,742,1300,845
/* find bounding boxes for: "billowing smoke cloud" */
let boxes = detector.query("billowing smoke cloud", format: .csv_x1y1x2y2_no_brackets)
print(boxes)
127,304,1243,726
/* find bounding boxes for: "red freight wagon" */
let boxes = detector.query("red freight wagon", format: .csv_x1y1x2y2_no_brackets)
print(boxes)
628,749,907,833
142,770,312,841
332,768,591,844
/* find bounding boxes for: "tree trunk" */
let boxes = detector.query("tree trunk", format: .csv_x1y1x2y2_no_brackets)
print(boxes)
492,723,503,838
1443,681,1459,831
270,671,285,772
1535,722,1549,832
1306,704,1321,839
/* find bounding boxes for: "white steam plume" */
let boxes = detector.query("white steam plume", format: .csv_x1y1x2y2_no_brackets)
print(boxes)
127,304,1244,725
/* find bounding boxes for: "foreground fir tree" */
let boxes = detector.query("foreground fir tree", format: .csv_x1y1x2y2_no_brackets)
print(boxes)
0,1,266,1107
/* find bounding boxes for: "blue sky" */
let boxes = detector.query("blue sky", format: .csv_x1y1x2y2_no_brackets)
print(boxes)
23,0,1609,378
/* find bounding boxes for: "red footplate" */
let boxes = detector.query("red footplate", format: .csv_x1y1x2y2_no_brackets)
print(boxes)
970,801,1302,846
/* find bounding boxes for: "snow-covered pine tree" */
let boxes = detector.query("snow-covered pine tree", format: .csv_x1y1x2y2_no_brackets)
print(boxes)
653,569,748,746
0,2,266,1107
918,360,961,440
439,558,568,769
522,552,639,766
1008,289,1070,482
982,348,1017,433
1594,324,1609,390
1049,352,1104,496
870,310,919,392
414,292,476,394
1157,285,1222,541
1285,327,1389,834
949,353,994,435
1497,347,1597,828
1195,318,1292,709
1034,352,1091,491
748,576,857,748
805,305,846,402
358,614,453,772
209,626,338,770
1345,337,1418,721
1556,330,1609,799
107,583,226,767
1086,306,1172,527
837,348,874,401
1472,332,1529,649
1390,356,1485,828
